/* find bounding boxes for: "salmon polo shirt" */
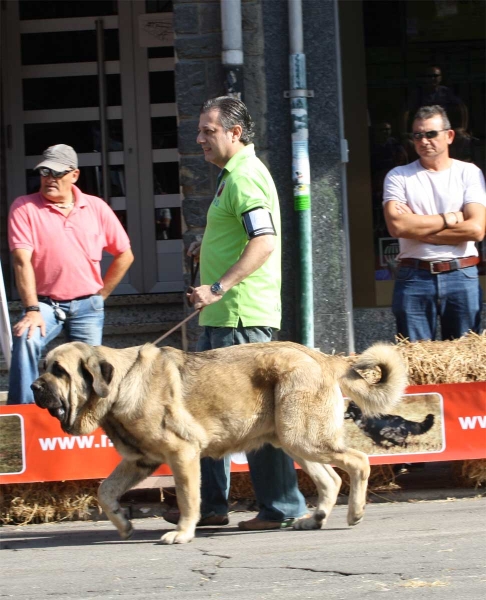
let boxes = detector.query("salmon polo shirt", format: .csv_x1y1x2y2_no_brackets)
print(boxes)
8,185,131,300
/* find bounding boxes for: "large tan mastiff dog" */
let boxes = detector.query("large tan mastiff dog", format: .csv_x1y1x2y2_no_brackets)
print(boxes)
32,341,407,545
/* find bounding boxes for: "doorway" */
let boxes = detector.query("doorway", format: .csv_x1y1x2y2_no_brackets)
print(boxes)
2,0,183,296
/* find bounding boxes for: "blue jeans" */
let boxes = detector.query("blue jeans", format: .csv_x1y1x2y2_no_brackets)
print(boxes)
392,265,482,342
7,295,104,405
198,324,307,521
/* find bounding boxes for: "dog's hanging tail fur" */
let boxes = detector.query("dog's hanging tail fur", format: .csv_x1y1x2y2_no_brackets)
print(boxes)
339,343,408,417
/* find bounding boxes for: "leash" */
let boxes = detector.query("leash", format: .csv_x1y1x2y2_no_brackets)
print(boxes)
153,256,200,346
153,310,200,346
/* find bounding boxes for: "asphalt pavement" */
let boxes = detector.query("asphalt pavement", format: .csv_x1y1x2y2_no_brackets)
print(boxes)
2,493,485,600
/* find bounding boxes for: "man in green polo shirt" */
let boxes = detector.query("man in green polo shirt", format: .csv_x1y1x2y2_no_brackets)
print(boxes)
198,132,282,329
164,96,307,531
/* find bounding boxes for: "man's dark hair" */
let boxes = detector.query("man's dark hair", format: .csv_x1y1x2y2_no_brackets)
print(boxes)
201,96,255,145
413,105,451,130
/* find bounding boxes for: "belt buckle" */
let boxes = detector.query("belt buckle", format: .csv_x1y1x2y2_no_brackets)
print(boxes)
430,261,442,274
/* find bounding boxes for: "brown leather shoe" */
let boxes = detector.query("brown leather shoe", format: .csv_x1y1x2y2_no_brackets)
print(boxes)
163,510,229,527
238,514,310,531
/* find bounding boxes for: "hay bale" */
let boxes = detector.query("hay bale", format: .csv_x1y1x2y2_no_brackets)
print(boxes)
0,480,100,525
395,331,486,385
451,459,486,488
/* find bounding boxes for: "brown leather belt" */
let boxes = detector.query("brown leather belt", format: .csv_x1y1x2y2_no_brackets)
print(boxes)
399,256,480,274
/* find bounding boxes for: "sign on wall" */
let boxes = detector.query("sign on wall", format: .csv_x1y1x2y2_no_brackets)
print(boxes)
0,383,485,484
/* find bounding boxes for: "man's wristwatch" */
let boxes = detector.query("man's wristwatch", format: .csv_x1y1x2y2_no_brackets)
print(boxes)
210,282,226,296
25,306,40,312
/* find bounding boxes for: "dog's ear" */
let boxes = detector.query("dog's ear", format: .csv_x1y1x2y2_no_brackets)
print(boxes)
84,355,114,397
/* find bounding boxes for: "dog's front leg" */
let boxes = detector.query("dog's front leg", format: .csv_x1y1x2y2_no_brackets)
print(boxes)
161,450,201,545
98,458,159,540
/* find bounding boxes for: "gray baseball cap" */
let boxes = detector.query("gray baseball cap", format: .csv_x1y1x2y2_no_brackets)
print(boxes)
35,144,78,171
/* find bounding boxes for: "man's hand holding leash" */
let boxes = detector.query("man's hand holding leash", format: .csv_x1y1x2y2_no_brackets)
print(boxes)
187,285,223,310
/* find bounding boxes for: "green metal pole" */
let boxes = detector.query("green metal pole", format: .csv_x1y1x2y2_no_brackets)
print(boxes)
288,0,314,348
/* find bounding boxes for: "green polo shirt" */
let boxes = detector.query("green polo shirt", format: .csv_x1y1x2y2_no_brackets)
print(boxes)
199,144,282,328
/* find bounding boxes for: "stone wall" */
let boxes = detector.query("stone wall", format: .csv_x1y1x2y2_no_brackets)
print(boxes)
173,0,221,346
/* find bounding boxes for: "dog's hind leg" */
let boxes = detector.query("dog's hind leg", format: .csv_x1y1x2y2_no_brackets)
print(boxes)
98,458,160,540
326,448,370,526
160,450,201,545
290,458,342,530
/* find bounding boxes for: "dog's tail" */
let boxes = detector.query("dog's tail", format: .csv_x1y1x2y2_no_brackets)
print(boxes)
407,413,435,435
339,343,408,417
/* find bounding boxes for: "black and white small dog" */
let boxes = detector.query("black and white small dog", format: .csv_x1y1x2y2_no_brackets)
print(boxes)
345,401,435,447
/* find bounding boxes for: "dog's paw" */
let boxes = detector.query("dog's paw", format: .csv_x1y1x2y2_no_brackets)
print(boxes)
347,509,365,527
160,530,194,545
118,522,134,540
292,515,323,530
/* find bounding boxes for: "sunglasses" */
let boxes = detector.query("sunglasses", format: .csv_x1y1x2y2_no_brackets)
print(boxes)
38,167,74,178
411,129,449,141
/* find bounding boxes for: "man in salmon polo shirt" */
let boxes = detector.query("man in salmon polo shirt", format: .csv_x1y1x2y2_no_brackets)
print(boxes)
7,144,134,405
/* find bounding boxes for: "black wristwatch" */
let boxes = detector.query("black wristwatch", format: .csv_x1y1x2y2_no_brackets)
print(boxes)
210,282,226,296
25,305,40,312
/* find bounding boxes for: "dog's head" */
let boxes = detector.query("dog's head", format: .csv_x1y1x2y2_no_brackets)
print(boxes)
31,342,114,434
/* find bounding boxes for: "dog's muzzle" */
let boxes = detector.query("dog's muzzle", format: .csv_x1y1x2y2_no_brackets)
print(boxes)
31,379,67,422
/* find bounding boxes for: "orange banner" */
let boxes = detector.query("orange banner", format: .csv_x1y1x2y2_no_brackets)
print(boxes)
0,383,485,484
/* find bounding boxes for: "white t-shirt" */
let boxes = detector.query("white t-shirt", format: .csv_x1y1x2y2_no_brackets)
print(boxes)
383,159,486,261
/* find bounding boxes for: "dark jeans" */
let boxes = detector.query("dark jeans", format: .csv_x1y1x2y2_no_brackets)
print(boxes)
198,324,307,521
392,265,482,341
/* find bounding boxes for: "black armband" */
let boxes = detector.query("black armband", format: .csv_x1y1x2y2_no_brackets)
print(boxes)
242,207,276,239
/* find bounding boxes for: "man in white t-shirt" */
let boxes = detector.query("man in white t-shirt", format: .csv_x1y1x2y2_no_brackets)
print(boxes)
383,105,486,341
